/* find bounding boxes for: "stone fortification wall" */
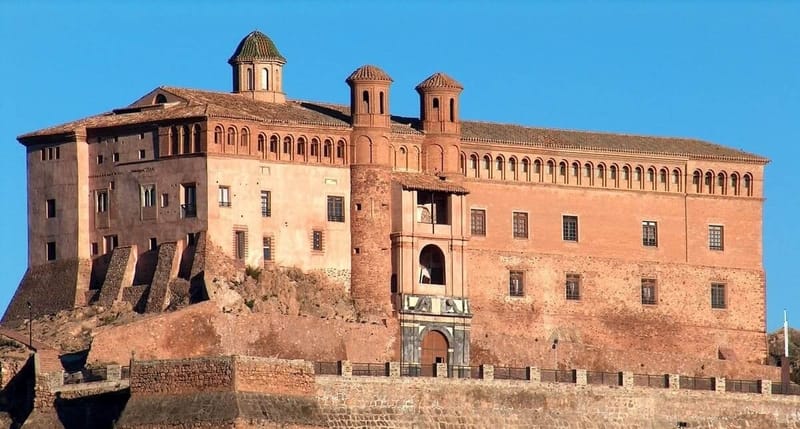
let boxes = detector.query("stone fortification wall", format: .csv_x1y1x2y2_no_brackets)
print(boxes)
233,355,314,396
145,242,182,313
97,245,137,306
130,356,234,395
2,258,90,325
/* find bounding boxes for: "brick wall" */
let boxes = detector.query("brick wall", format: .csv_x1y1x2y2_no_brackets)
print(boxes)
233,356,314,396
130,356,234,395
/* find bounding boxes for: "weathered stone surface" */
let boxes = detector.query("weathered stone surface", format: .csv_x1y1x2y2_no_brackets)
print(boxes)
145,242,182,313
98,246,137,306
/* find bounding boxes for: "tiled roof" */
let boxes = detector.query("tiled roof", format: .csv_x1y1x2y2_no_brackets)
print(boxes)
460,121,768,163
416,72,463,91
18,86,768,163
228,30,286,64
393,172,469,195
346,65,393,83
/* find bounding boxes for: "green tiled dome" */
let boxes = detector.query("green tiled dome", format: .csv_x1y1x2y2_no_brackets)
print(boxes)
228,30,286,64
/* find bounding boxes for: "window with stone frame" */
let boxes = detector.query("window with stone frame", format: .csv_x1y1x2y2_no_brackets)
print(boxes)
642,221,658,247
641,278,657,305
96,191,109,213
563,215,578,241
218,186,231,207
312,230,323,251
709,225,724,251
711,283,726,309
512,212,528,239
565,274,581,300
327,196,344,222
509,271,524,297
261,190,271,217
141,185,156,208
471,209,486,236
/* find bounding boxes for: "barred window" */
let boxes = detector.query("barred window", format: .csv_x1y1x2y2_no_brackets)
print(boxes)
471,209,486,236
262,237,272,262
563,215,578,241
709,225,724,251
642,221,658,247
512,212,528,239
711,283,726,309
327,196,345,222
234,230,247,260
641,278,657,305
566,274,581,300
218,186,231,207
509,271,524,297
312,230,323,251
261,191,271,217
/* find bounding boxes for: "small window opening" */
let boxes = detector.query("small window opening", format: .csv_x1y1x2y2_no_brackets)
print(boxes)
416,191,450,225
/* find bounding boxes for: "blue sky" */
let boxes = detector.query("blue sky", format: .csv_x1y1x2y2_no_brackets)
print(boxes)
0,1,797,331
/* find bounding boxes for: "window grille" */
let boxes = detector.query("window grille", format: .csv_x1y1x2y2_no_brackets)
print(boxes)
641,278,657,305
261,191,271,217
509,271,524,297
512,212,528,239
709,225,724,250
566,274,581,300
471,209,486,236
563,216,578,241
711,283,726,309
642,221,658,247
327,196,345,222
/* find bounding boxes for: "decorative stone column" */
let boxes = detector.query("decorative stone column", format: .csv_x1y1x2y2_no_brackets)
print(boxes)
527,367,540,383
621,371,634,388
575,369,587,386
481,364,494,381
669,374,680,390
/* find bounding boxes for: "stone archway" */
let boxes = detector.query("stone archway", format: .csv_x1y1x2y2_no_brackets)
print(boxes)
420,330,449,376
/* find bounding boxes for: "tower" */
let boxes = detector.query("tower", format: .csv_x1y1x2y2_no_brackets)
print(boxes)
346,65,394,318
415,73,463,174
228,30,287,103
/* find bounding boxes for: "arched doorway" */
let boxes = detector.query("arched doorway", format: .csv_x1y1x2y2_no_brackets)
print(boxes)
419,244,445,285
420,330,449,376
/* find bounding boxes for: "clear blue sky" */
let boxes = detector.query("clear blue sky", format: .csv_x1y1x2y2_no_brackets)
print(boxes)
0,2,797,331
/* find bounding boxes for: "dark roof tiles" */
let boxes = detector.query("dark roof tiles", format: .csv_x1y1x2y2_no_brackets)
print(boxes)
228,30,286,64
393,172,469,195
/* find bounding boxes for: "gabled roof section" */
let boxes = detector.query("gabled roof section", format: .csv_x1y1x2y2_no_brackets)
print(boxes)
346,65,393,83
228,30,286,64
416,72,463,91
393,172,469,195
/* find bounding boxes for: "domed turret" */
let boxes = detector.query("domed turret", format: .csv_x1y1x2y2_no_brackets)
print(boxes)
346,65,393,130
415,72,462,135
229,30,286,103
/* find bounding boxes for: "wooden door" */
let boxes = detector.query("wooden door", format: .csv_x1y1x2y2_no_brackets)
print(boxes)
420,330,448,376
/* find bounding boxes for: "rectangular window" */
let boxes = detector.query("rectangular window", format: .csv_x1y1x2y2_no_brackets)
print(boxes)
161,193,169,208
138,149,146,159
709,225,724,251
46,241,56,261
46,199,56,218
471,209,486,236
218,186,231,207
563,215,578,241
711,283,726,309
642,221,658,247
312,230,323,251
327,196,345,222
141,184,156,207
91,242,99,256
113,152,120,163
187,232,198,247
182,184,197,218
512,212,528,239
566,274,581,300
149,237,157,251
641,278,657,305
96,190,109,213
263,236,272,262
104,235,118,254
97,154,104,164
261,190,271,217
234,230,247,260
509,271,524,297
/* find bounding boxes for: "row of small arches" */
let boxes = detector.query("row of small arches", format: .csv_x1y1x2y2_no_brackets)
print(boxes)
212,125,347,163
168,125,203,155
459,153,754,196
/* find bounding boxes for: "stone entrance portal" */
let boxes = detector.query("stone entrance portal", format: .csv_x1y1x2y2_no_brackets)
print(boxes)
421,330,449,375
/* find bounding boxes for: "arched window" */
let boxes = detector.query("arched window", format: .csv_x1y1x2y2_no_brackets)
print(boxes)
214,126,223,144
240,128,249,147
336,140,346,160
257,134,265,152
379,92,385,115
672,169,681,192
155,94,168,104
362,90,370,113
432,97,440,109
597,164,606,186
482,155,491,178
692,171,702,193
495,156,504,178
522,158,530,181
419,244,445,285
227,127,236,146
705,172,714,193
635,167,643,182
449,98,455,122
323,139,333,159
610,165,617,181
534,159,541,175
246,68,254,90
400,147,409,171
170,126,179,155
297,137,306,156
261,68,268,90
509,157,517,177
310,138,320,158
571,162,579,178
730,173,739,196
559,161,567,177
283,136,292,156
269,135,278,153
193,125,202,153
584,163,592,178
469,154,478,177
182,125,192,154
717,172,726,194
459,153,466,175
744,174,752,196
647,168,655,190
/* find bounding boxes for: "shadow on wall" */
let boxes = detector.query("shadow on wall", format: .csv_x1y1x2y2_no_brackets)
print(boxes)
0,356,34,427
89,254,112,291
53,389,130,429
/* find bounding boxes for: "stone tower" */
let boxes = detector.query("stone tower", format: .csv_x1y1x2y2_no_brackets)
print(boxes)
228,30,287,103
415,73,463,174
346,65,394,318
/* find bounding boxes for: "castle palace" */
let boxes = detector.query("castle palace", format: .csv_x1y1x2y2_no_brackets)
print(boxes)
4,31,769,372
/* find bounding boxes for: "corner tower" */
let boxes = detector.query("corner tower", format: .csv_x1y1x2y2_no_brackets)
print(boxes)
346,65,393,319
416,73,463,174
229,30,286,103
